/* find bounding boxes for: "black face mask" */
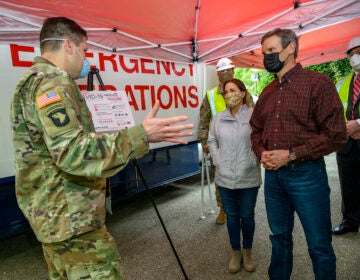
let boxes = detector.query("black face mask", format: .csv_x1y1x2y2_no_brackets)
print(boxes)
263,52,284,73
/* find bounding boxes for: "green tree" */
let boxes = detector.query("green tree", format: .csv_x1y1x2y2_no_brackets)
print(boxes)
305,58,352,83
234,68,274,96
234,58,352,97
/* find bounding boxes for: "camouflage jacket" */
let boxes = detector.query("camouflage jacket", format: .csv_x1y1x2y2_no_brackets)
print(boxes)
10,57,149,243
197,86,225,146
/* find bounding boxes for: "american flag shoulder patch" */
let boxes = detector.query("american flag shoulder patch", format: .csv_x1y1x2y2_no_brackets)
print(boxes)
36,89,62,109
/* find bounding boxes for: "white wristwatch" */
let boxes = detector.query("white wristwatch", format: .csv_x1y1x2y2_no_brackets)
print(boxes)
289,148,296,161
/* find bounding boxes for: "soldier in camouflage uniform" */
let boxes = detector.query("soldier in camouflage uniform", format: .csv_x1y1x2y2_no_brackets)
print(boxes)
198,58,235,225
10,17,193,280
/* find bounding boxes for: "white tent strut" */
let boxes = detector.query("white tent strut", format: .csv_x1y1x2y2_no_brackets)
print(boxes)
0,0,358,67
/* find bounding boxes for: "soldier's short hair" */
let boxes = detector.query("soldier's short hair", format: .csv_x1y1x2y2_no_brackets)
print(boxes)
40,17,87,53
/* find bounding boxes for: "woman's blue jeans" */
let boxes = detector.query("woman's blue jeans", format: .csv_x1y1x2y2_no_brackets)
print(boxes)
218,186,259,250
265,158,336,280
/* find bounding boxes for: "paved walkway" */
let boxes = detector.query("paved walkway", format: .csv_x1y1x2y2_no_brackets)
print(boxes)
0,153,359,280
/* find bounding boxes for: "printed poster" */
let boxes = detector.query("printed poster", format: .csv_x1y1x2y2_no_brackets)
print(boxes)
82,90,135,133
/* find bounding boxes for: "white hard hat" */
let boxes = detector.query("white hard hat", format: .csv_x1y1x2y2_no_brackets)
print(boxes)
216,57,235,71
346,36,360,54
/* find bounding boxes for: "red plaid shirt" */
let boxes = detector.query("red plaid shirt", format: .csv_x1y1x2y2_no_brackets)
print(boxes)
250,63,347,162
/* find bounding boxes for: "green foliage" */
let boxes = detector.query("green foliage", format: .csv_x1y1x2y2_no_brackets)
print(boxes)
234,58,352,96
234,68,274,96
305,58,352,83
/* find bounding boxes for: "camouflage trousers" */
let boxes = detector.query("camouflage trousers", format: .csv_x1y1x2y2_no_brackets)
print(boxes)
42,226,123,280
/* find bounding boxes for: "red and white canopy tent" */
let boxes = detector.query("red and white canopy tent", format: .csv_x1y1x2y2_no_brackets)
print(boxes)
0,0,359,68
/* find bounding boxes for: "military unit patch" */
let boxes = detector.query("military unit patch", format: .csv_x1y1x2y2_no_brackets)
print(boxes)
40,102,78,137
47,108,70,127
36,89,62,109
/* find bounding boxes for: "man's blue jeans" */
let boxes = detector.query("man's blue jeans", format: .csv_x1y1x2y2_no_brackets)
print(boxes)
265,158,336,280
218,186,259,250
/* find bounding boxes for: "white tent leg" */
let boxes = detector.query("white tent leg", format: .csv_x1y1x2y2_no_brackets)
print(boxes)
200,151,206,219
200,152,215,219
204,153,215,214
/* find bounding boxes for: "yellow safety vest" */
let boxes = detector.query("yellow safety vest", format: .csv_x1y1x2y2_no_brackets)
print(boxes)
206,86,226,116
336,72,358,121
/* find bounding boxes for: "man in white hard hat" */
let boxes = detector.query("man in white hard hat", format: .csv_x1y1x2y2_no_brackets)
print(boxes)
198,57,235,224
332,36,360,235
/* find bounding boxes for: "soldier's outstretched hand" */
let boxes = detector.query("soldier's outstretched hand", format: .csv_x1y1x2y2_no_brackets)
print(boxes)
142,100,194,144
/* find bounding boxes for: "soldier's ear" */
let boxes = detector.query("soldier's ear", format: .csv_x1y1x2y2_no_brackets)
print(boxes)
63,39,74,55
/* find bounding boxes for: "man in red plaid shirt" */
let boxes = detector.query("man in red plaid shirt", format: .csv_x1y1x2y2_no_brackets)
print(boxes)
250,28,347,280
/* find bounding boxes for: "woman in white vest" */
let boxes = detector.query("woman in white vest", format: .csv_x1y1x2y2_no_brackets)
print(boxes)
208,78,262,274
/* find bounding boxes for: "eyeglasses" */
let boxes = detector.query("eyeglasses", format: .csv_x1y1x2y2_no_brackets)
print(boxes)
219,69,234,73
